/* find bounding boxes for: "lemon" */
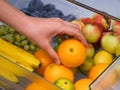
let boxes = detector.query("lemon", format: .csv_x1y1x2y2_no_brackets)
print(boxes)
94,50,114,65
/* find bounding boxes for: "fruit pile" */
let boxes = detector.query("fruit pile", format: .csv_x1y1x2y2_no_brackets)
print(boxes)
0,0,120,90
33,13,120,89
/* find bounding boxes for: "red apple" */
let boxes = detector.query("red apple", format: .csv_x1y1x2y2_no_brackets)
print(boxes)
91,13,111,31
101,32,120,54
112,20,120,35
82,24,103,43
71,20,85,31
80,17,92,24
86,43,95,58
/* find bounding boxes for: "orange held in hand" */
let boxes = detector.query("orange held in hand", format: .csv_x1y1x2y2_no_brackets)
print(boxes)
43,63,74,83
58,39,87,67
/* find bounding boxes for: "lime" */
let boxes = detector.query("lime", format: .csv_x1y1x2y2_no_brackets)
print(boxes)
54,78,74,90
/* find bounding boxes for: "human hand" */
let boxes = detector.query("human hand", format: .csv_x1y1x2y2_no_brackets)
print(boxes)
15,17,87,64
0,0,87,64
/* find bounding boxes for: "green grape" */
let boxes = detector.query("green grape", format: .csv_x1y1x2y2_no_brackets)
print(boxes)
15,34,21,41
4,34,14,42
24,45,30,51
5,28,10,34
0,27,5,36
20,35,26,40
14,41,21,47
21,40,29,46
0,27,8,35
9,28,15,34
30,44,36,51
7,37,15,43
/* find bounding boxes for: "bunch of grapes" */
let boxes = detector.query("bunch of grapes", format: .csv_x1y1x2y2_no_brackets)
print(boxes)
20,0,76,21
0,23,40,54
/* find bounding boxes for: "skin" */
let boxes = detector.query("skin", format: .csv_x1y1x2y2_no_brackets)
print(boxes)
0,0,87,64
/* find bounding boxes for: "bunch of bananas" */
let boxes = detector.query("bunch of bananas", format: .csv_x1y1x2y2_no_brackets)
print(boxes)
0,38,41,83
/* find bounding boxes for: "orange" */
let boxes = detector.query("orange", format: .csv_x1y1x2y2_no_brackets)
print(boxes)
74,78,93,90
58,39,87,67
43,63,74,83
88,63,109,80
25,82,45,90
34,49,54,75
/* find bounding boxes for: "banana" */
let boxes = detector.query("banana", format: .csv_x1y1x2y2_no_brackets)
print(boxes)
0,55,33,77
16,62,34,72
0,66,19,83
0,53,34,72
0,38,41,68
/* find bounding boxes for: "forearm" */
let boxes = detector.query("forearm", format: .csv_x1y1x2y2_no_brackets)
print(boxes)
0,0,30,33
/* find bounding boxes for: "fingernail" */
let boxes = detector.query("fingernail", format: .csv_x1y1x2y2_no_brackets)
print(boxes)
55,58,61,65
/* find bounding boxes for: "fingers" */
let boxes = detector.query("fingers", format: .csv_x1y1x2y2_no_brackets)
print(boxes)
40,41,61,65
60,21,88,46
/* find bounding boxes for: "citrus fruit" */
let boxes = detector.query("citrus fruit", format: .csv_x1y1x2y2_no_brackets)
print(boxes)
58,39,87,67
88,63,109,80
93,49,114,65
79,57,94,75
43,63,74,83
54,78,74,90
34,49,54,75
74,78,93,90
25,82,45,90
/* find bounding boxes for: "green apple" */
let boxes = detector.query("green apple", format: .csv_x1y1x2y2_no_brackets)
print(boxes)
86,43,95,58
54,78,74,90
101,32,119,54
79,57,94,75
